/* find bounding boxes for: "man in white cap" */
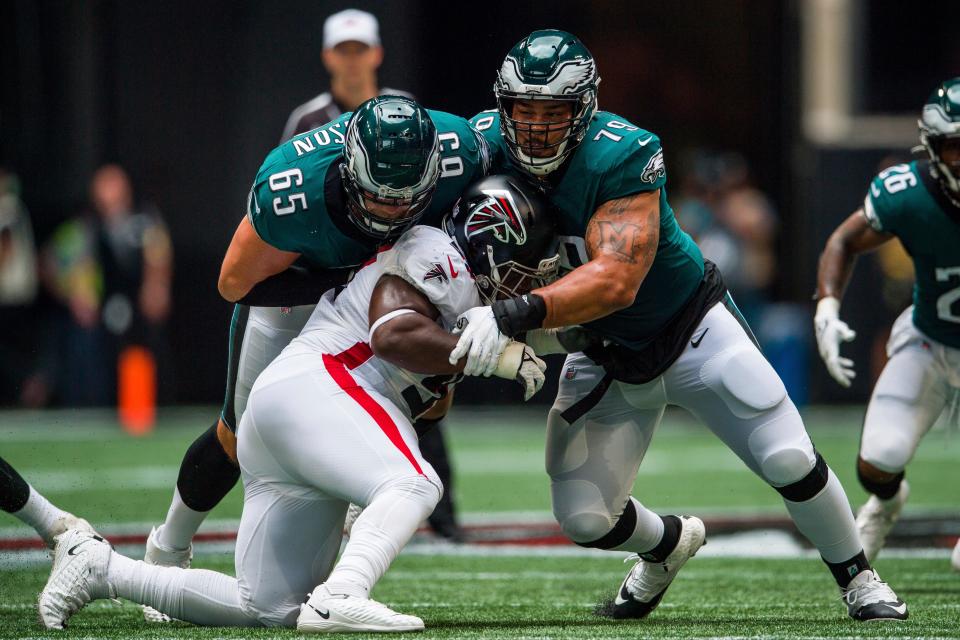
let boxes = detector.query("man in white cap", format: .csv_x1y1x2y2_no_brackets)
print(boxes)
280,8,412,141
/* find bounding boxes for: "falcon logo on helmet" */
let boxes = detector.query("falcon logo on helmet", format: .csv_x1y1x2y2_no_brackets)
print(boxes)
465,189,528,246
445,175,559,305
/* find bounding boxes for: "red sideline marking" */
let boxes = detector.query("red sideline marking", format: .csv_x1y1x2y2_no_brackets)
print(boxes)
0,530,238,551
323,345,424,475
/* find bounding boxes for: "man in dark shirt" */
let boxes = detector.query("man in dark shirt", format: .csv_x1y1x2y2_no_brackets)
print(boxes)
279,9,412,142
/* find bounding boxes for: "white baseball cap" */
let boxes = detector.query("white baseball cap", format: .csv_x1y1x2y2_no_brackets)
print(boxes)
323,9,380,49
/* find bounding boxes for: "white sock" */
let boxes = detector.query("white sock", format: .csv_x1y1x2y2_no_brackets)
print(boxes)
13,486,68,541
157,487,208,551
613,497,666,553
107,551,258,626
324,477,440,597
783,470,862,563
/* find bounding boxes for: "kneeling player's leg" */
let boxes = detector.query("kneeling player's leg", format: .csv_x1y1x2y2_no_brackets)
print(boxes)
856,337,946,560
546,353,673,557
670,303,868,585
242,351,442,601
0,455,93,546
153,304,314,554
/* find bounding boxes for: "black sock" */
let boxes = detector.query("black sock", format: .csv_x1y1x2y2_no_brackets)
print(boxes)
639,515,682,562
176,423,240,512
857,466,904,501
825,551,871,588
0,456,31,513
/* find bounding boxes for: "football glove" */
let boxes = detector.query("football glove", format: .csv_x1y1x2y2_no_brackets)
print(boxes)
492,341,547,401
814,296,856,388
449,306,510,377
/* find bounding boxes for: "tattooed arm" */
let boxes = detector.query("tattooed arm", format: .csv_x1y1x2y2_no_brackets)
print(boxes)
533,190,660,327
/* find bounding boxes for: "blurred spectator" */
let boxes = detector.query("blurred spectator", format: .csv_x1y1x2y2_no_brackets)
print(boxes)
676,150,809,404
27,164,173,407
0,169,39,404
279,8,412,141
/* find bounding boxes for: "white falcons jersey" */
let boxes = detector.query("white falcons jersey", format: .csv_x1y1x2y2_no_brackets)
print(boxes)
291,226,480,418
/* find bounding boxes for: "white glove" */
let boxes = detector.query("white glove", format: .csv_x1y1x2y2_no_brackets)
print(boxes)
491,341,548,401
814,297,857,388
449,306,510,377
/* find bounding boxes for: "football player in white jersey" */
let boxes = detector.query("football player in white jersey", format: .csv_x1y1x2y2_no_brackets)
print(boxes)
38,176,560,633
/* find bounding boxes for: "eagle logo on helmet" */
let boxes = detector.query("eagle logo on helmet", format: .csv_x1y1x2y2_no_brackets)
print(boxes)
465,189,527,245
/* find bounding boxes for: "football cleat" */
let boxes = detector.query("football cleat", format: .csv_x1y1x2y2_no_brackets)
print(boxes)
610,515,706,619
297,584,425,633
856,481,909,563
38,528,113,630
842,569,908,621
45,513,100,549
142,525,192,623
951,539,960,572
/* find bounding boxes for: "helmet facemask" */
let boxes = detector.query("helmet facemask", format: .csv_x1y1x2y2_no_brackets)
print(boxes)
341,97,441,241
918,80,960,204
494,30,600,177
475,247,559,305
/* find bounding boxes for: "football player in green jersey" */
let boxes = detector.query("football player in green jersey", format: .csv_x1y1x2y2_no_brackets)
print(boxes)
140,96,490,613
452,30,907,621
815,78,960,572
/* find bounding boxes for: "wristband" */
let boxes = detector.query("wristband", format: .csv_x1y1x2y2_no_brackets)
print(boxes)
492,293,546,337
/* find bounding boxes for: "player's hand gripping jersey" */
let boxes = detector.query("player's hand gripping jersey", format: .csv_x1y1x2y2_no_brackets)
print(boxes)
279,226,480,419
863,159,960,348
248,110,489,268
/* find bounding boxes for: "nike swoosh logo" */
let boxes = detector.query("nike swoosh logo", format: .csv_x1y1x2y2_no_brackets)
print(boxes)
67,541,89,556
690,328,709,348
889,603,907,615
614,584,632,606
447,255,459,279
638,137,654,147
307,603,331,619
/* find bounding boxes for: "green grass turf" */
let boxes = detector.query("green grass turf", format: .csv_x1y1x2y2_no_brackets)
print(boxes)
2,556,959,639
1,405,957,524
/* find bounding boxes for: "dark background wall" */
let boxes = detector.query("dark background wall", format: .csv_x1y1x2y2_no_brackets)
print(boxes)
2,1,956,405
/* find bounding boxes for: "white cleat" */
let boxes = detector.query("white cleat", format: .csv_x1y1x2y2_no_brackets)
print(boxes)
37,528,113,630
297,584,425,633
842,569,908,621
856,481,909,563
44,513,99,549
142,525,192,623
610,515,706,619
951,539,960,572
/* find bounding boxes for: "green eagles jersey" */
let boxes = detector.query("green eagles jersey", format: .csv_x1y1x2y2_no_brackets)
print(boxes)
470,109,704,349
863,160,960,347
247,110,489,268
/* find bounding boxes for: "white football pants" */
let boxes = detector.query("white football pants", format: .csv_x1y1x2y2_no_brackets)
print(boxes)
110,344,442,627
547,301,864,563
860,306,960,472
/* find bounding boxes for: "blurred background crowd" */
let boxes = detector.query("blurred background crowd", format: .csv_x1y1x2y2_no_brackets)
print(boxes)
1,0,958,410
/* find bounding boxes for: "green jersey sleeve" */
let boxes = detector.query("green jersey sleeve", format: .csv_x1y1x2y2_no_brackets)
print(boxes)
862,162,924,236
469,110,509,171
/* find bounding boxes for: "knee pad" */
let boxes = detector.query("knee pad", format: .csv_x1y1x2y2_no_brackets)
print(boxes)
571,499,637,549
700,345,787,418
551,478,617,544
857,465,904,500
177,422,241,512
774,452,829,502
